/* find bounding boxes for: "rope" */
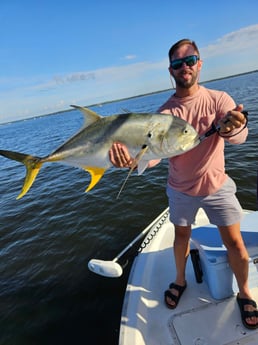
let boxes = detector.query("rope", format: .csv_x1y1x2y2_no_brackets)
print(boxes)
138,210,169,253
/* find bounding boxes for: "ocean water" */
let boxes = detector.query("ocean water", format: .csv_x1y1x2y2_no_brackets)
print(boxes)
0,72,257,345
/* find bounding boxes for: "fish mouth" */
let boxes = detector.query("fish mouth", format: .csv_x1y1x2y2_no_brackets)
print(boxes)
194,135,201,145
189,135,201,150
182,135,200,151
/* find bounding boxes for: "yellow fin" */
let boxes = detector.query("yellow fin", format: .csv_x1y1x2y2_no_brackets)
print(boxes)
84,167,106,192
0,149,43,199
17,162,42,199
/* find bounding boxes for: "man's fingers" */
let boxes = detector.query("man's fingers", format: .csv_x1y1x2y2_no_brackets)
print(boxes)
109,143,133,168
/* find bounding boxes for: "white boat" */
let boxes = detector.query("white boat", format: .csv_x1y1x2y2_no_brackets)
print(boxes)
119,207,258,345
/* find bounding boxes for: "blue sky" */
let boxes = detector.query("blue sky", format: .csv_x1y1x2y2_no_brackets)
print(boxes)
1,0,258,123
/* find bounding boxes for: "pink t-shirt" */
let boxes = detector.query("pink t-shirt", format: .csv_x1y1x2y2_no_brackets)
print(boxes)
158,86,248,196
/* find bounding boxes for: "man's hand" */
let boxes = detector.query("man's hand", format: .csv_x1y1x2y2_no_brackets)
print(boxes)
109,142,161,169
109,142,134,168
219,104,247,133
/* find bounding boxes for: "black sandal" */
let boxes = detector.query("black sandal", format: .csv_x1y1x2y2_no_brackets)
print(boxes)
164,282,187,309
237,294,258,330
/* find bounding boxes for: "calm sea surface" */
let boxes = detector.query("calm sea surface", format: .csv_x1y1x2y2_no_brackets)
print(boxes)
0,72,257,345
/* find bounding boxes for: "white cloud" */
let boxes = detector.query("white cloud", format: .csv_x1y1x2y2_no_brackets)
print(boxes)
21,59,167,95
200,24,258,58
199,24,258,81
53,72,96,85
124,54,137,60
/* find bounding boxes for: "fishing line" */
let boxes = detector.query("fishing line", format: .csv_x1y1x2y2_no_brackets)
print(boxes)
169,74,175,89
116,145,149,199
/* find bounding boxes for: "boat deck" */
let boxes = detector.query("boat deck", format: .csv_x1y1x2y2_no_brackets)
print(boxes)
119,208,258,345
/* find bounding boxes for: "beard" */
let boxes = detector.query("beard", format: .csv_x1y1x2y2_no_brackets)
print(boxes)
173,70,198,89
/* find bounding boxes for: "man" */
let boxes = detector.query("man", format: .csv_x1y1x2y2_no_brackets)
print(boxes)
109,39,258,329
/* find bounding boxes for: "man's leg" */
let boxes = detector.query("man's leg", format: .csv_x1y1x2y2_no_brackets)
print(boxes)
165,225,191,308
219,223,258,328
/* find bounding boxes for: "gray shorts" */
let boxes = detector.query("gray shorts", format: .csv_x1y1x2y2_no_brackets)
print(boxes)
166,177,243,226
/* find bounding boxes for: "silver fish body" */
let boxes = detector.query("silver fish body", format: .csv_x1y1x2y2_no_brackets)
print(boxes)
0,106,200,199
51,111,198,166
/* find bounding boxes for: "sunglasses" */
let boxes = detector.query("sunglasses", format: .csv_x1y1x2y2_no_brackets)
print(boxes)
170,55,199,70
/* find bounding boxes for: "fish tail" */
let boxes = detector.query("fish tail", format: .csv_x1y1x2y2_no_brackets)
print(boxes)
0,149,43,199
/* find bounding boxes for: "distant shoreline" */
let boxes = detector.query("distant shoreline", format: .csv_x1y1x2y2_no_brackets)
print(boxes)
2,69,258,125
53,69,258,115
86,69,258,108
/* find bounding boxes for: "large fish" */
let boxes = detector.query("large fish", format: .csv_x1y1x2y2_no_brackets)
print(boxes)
0,106,200,199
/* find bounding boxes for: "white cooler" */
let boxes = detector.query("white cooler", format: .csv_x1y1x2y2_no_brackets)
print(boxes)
191,211,258,300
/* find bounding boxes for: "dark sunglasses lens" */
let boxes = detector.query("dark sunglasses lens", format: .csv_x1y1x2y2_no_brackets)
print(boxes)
171,55,198,70
185,55,197,66
171,60,182,70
